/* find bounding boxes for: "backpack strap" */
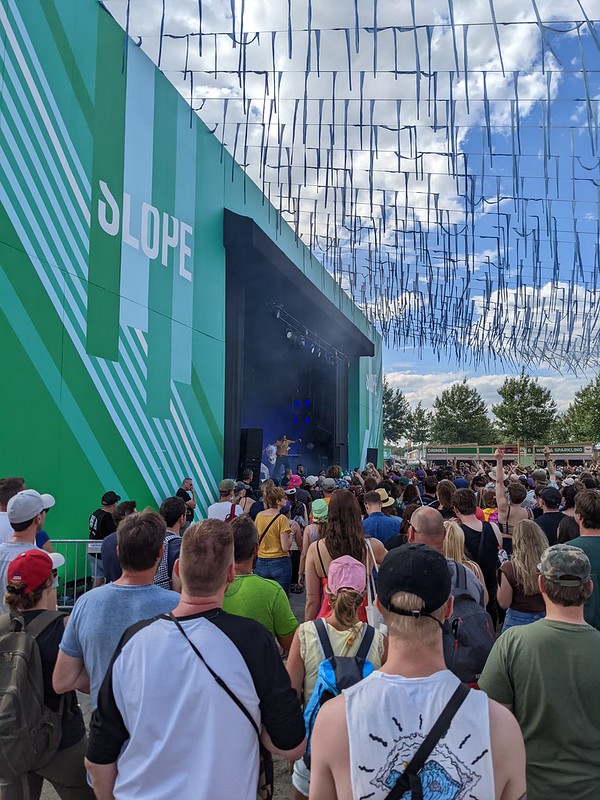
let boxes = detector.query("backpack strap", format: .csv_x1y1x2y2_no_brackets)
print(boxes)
384,682,470,800
457,563,467,592
355,624,375,661
313,618,335,661
21,610,65,638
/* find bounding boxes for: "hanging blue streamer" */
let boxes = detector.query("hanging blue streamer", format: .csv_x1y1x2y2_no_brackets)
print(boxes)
157,0,166,68
372,0,378,78
487,0,505,76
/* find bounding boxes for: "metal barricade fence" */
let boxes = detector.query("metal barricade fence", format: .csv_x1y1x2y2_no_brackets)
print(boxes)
52,539,102,609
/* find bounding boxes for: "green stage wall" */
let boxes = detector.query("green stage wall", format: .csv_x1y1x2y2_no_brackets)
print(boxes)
0,0,382,538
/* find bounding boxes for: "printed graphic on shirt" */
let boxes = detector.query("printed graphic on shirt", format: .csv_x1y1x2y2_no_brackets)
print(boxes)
358,726,486,799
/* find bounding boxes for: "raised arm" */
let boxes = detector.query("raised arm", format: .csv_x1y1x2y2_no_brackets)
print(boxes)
544,446,556,483
494,449,509,517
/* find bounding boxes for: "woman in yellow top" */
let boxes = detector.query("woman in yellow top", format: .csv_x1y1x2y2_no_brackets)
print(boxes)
255,486,294,594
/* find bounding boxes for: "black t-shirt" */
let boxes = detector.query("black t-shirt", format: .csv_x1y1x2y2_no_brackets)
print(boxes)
535,511,565,546
249,499,265,521
23,610,86,751
295,487,312,510
100,532,121,582
461,521,499,601
89,508,116,542
176,489,194,522
89,609,305,764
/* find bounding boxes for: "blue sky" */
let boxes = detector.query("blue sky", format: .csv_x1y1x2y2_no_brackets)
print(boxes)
105,0,600,413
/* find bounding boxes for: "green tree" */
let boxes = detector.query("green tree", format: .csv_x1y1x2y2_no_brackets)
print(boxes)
492,370,557,443
382,377,411,445
560,375,600,442
547,412,574,444
406,401,433,456
430,380,497,444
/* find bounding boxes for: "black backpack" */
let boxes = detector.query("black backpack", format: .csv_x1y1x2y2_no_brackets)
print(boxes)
0,611,65,780
442,562,496,684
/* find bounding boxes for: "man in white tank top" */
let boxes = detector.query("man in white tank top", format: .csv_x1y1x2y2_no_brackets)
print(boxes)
309,543,526,800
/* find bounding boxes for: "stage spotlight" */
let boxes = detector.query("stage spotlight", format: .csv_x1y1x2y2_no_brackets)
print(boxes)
299,335,306,347
286,328,293,339
294,400,300,407
317,348,322,358
310,343,316,354
305,416,311,424
305,399,311,406
293,416,299,423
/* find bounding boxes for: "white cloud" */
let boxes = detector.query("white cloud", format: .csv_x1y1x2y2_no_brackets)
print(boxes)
102,0,600,372
385,367,593,412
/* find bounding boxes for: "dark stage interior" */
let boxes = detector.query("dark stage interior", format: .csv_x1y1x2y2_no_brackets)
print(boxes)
223,211,374,482
241,301,338,475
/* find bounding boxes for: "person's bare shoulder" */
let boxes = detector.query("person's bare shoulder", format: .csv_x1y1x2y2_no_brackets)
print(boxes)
310,695,351,800
488,699,527,800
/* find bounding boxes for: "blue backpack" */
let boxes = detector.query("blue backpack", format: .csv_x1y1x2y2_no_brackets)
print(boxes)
303,618,375,768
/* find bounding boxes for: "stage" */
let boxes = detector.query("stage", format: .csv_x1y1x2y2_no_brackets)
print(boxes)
223,211,376,481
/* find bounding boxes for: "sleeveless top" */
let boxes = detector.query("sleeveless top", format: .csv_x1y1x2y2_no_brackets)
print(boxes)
345,670,494,800
298,620,385,699
314,540,369,622
498,505,532,557
460,521,499,600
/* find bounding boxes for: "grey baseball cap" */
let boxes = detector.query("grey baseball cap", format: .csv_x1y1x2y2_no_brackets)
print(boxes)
7,489,56,525
538,544,591,587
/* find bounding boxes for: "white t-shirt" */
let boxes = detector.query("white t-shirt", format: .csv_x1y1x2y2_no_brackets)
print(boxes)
0,512,13,544
344,669,494,799
206,501,243,521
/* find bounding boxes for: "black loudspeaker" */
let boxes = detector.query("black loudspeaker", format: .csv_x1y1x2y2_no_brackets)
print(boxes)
238,429,263,490
366,447,379,467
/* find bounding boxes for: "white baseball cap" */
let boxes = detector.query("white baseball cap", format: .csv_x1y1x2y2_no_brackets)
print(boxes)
7,490,56,525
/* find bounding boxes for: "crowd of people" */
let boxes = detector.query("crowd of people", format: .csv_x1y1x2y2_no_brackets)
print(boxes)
0,451,599,799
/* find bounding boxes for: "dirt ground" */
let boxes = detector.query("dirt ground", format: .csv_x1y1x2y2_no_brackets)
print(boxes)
41,591,306,799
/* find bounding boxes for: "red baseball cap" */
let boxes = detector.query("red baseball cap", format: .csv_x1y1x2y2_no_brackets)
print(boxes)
7,549,64,594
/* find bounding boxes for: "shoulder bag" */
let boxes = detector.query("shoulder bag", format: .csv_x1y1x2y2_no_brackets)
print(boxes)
168,613,274,800
383,682,470,800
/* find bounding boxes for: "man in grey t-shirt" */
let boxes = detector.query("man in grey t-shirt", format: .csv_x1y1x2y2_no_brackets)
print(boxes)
407,506,485,605
0,489,57,612
53,509,179,708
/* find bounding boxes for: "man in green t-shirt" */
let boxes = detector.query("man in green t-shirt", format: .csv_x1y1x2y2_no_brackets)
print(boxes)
223,515,298,652
570,488,600,630
480,543,600,800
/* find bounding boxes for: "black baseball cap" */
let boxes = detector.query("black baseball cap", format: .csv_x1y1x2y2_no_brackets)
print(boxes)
540,486,561,508
102,491,121,506
377,543,452,616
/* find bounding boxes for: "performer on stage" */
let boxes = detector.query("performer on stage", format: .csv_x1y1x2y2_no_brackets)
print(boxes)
273,435,300,480
262,442,277,477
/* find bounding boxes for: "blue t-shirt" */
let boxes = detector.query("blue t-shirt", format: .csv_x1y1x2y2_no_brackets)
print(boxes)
100,532,120,582
59,582,179,709
362,511,402,544
36,530,50,549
